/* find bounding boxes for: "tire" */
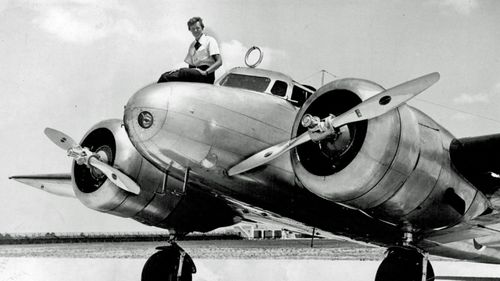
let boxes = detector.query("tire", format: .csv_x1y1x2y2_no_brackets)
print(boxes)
375,247,434,281
141,248,194,281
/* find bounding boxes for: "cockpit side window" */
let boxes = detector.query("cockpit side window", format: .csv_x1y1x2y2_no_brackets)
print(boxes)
271,80,288,97
220,73,271,92
291,85,311,106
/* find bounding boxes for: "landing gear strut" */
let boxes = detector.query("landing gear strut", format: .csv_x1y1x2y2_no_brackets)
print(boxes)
141,242,196,281
375,246,434,281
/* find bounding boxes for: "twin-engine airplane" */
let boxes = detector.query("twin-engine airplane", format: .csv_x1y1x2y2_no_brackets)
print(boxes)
10,49,500,281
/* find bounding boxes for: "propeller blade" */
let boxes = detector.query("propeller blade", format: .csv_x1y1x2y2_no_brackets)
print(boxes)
44,127,79,150
228,132,311,176
330,72,440,128
45,127,140,195
88,158,141,195
228,72,440,176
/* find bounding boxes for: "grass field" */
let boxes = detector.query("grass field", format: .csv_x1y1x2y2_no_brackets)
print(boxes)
0,239,388,260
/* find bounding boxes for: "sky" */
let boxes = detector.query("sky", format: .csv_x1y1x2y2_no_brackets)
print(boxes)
1,0,500,233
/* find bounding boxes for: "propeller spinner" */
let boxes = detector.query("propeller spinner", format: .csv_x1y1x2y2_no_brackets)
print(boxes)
228,72,440,176
44,128,141,194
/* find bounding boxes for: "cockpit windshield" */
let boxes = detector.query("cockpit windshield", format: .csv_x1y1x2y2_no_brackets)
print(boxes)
219,73,271,93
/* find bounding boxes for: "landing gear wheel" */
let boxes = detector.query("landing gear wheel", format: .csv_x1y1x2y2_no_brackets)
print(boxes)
375,247,434,281
141,244,196,281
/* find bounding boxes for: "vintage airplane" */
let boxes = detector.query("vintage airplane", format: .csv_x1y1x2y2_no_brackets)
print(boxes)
10,47,500,281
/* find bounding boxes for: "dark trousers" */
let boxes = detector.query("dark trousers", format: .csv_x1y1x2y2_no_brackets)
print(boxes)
157,65,215,84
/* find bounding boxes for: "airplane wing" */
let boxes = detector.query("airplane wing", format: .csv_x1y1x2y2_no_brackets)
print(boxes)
418,210,500,263
225,192,500,261
219,195,375,244
423,238,500,264
9,174,75,198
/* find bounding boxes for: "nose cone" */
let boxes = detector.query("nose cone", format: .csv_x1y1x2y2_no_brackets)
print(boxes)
124,84,170,144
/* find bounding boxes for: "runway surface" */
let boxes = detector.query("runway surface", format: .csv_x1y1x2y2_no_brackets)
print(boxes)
2,258,500,281
1,240,500,280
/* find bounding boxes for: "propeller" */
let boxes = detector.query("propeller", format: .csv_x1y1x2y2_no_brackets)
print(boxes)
228,72,440,176
45,128,78,150
44,128,141,195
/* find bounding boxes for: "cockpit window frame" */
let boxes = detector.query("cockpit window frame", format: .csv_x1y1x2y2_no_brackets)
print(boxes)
217,67,315,107
219,73,272,93
290,82,314,107
270,80,288,97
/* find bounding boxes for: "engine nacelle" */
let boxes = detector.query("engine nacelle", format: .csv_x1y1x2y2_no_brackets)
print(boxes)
291,79,489,230
73,119,182,226
73,119,239,233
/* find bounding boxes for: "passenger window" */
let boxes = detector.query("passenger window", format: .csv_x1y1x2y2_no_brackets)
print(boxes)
271,80,288,97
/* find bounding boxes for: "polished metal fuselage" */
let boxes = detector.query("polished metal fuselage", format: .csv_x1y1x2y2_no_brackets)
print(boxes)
124,82,298,204
123,81,489,238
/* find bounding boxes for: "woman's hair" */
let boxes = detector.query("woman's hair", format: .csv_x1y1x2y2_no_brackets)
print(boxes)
187,17,204,30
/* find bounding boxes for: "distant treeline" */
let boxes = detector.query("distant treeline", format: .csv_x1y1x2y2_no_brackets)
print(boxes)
0,232,242,245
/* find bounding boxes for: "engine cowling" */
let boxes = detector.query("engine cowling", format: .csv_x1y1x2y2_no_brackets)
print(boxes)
291,79,489,230
72,119,182,226
72,119,239,233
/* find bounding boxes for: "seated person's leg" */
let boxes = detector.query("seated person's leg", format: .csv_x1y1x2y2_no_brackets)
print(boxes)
158,67,212,84
179,68,206,83
189,66,215,84
205,73,215,84
158,69,182,83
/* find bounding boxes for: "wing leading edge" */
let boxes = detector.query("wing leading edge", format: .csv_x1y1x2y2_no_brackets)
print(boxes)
9,174,75,198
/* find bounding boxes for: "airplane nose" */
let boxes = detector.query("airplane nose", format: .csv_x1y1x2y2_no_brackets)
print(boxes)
123,84,170,143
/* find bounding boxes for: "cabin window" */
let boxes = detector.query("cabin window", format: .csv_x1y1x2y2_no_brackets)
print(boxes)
219,73,270,93
271,80,288,97
291,86,311,106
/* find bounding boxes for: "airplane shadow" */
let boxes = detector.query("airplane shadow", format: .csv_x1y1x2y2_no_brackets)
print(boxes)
436,277,500,281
